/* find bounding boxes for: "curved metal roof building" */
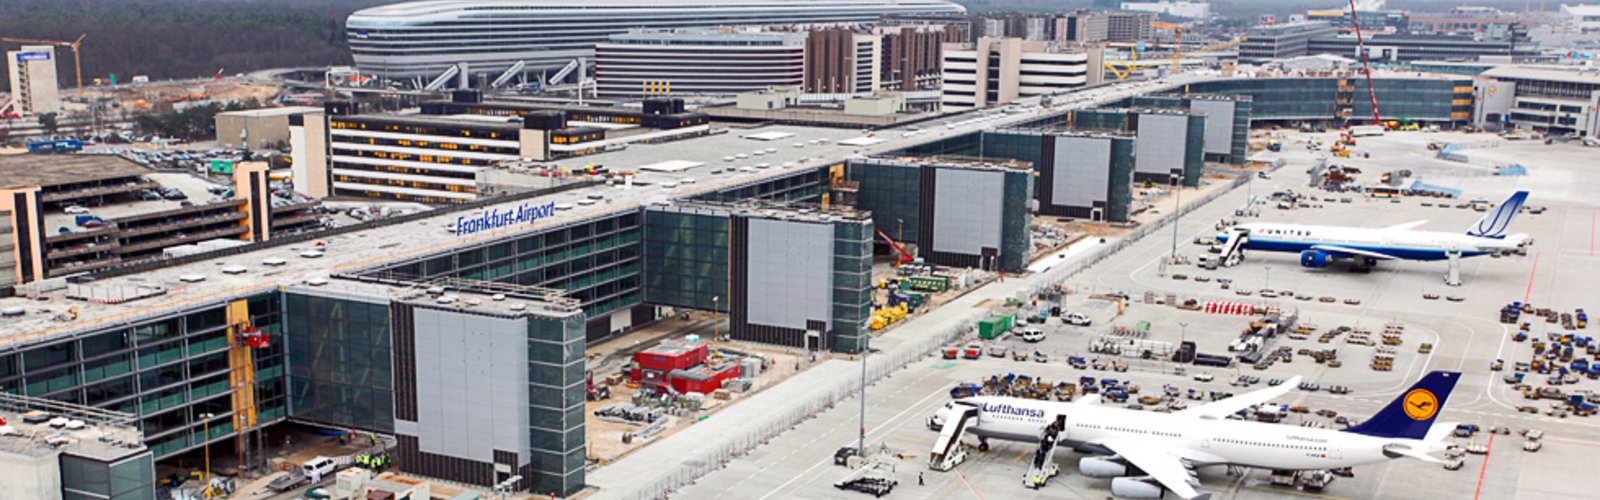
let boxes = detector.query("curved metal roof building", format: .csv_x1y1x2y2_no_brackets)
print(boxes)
346,0,966,82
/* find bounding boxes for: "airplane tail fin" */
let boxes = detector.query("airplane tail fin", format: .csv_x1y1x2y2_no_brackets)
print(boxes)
1343,371,1460,440
1466,191,1528,239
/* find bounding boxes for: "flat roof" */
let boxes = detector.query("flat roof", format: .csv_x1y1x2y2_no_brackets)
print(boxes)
1481,65,1600,85
0,73,1210,345
216,106,321,118
0,154,150,189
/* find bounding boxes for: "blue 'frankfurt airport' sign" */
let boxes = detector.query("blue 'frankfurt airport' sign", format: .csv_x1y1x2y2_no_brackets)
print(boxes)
16,51,51,62
456,201,557,237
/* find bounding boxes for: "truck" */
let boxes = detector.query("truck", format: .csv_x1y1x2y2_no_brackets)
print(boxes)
1349,125,1385,137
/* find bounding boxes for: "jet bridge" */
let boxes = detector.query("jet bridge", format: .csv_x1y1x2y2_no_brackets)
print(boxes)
929,404,978,471
1024,414,1066,489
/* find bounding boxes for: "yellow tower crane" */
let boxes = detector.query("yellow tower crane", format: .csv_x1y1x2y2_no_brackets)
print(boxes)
0,35,87,93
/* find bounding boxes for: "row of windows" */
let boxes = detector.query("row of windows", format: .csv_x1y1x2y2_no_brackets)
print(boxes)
1215,437,1328,452
330,119,514,140
332,161,478,181
333,143,507,165
335,175,476,193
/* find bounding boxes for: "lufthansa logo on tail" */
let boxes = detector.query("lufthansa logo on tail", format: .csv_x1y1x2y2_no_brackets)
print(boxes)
1402,389,1439,421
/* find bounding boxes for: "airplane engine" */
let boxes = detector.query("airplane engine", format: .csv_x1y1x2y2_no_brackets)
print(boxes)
1110,477,1166,499
1078,457,1130,478
1299,249,1332,268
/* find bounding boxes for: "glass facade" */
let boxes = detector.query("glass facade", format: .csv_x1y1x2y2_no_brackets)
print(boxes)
527,313,588,496
830,220,874,353
641,207,730,313
686,167,828,204
998,170,1032,273
62,453,156,500
372,212,643,319
0,293,285,459
285,292,395,433
847,160,922,245
1183,77,1472,123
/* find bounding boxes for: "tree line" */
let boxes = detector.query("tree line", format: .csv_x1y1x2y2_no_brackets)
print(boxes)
0,0,392,90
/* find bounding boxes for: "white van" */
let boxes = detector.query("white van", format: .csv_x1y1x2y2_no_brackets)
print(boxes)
1019,327,1046,343
302,456,336,480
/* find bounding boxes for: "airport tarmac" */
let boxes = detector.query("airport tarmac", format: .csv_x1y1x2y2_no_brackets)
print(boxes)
663,131,1600,499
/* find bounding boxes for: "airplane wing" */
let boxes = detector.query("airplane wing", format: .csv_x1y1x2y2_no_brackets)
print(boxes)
1096,437,1206,499
1383,220,1429,231
1177,376,1301,420
1309,244,1401,261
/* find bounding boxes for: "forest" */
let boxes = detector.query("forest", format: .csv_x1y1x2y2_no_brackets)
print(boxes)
0,0,391,89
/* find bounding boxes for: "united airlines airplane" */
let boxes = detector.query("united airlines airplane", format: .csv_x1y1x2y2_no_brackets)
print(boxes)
927,371,1460,499
1214,191,1530,274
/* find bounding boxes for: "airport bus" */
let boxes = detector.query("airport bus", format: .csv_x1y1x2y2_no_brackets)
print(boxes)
1368,186,1401,198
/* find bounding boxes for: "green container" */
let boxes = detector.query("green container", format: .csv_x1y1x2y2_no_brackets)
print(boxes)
979,318,1005,339
906,275,950,293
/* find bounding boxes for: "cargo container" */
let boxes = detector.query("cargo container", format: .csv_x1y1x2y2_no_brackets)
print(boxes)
633,339,708,373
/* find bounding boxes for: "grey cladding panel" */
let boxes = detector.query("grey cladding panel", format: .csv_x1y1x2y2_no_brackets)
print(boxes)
411,307,531,466
1134,114,1188,176
745,218,834,331
1190,100,1234,155
932,168,1003,255
1051,136,1111,207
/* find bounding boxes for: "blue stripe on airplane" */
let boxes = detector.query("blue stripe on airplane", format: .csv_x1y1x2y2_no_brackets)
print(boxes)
1240,238,1491,261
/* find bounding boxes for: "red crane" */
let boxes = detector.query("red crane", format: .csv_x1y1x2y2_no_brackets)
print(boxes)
875,229,914,265
1347,0,1383,124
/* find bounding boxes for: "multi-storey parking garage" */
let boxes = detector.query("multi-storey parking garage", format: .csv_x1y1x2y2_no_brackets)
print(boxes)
345,0,966,82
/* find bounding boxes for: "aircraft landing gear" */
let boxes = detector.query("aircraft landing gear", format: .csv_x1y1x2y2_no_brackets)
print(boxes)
978,438,990,452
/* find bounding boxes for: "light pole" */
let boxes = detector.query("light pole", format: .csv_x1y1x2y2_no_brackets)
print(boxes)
199,412,215,489
896,218,904,244
712,296,720,341
1169,173,1182,260
1265,266,1272,291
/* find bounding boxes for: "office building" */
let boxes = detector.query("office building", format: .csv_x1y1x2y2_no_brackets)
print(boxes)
804,29,882,94
214,107,321,150
1182,73,1474,126
593,29,807,98
877,25,958,91
1104,11,1158,42
344,0,966,82
942,38,1104,109
1120,1,1211,19
6,45,61,115
1306,33,1533,64
1305,9,1410,33
292,94,709,203
1562,4,1600,33
1475,65,1600,137
1238,22,1337,63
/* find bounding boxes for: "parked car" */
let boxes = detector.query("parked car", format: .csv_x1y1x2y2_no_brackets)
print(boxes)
1019,327,1046,343
63,205,91,214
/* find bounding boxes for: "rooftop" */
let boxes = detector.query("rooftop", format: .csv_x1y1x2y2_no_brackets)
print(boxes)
0,392,146,462
0,154,150,189
1481,65,1600,85
0,73,1208,347
216,106,322,118
605,28,806,45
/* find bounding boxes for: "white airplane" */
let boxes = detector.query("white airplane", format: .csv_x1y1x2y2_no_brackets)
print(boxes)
927,371,1461,499
1215,191,1530,271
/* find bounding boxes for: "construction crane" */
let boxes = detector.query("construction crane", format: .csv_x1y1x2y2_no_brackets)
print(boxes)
1165,37,1246,73
0,35,86,93
1346,0,1383,124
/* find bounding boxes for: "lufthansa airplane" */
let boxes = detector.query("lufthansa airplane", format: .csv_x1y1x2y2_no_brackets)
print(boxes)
1216,191,1530,269
928,371,1460,499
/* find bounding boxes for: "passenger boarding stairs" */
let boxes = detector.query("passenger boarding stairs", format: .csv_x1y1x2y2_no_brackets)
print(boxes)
929,405,978,471
1024,415,1066,489
1219,228,1249,267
